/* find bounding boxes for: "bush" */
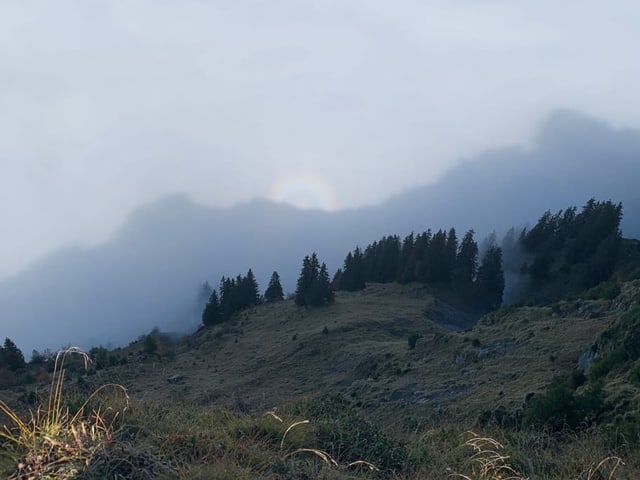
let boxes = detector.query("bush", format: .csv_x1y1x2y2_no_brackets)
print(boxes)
294,395,408,472
89,346,119,370
523,374,605,431
585,282,621,300
142,329,174,358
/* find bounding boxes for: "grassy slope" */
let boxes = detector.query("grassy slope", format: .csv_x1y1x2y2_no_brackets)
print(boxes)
98,281,636,427
4,280,640,479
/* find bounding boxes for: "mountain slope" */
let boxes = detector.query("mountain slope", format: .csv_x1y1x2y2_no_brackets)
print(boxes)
1,109,639,354
89,280,640,429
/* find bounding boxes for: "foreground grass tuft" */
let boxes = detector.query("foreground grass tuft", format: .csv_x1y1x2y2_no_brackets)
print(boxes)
0,348,129,479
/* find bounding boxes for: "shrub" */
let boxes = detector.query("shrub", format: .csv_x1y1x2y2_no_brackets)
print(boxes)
294,395,408,472
523,374,605,431
585,281,621,300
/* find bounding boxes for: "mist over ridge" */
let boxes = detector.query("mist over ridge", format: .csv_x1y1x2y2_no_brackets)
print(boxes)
2,110,639,355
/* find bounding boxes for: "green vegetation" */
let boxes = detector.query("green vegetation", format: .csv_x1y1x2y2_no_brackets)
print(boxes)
295,252,334,307
0,348,128,479
337,227,504,311
0,338,26,372
264,271,284,303
2,198,640,478
523,372,605,431
201,269,261,326
519,199,623,302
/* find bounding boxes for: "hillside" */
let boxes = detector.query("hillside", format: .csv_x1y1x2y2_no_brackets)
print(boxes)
3,278,640,478
88,280,638,427
3,110,640,356
2,194,640,477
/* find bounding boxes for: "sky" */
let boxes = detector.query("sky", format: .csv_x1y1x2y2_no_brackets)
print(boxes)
1,0,640,280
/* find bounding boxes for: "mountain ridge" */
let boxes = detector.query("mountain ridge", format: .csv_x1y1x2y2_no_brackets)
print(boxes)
2,109,639,354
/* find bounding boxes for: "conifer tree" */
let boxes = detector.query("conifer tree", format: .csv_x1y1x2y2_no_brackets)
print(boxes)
476,245,505,310
202,289,222,326
295,253,334,306
414,230,431,282
219,276,234,319
316,262,334,305
264,271,284,302
0,338,25,371
341,247,366,291
331,268,343,291
398,232,416,284
243,269,261,306
295,255,315,306
455,229,478,283
444,228,458,282
426,229,448,282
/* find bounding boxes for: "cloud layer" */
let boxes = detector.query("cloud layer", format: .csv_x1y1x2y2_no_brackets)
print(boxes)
1,1,640,278
1,110,638,355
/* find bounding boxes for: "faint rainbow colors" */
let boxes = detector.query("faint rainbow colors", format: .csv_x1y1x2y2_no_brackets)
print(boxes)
268,171,339,211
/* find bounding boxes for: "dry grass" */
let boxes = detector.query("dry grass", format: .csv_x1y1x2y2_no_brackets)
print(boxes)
3,281,639,478
103,282,615,432
0,348,128,479
450,431,624,480
452,432,528,480
266,410,379,472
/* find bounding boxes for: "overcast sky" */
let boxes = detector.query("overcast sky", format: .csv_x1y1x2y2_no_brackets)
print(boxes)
1,1,640,279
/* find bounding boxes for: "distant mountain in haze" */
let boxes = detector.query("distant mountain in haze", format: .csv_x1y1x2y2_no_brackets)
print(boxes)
2,109,639,354
378,109,639,237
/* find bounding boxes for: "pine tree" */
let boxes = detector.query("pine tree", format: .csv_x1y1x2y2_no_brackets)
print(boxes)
295,255,315,306
343,247,366,291
264,271,284,302
476,245,505,310
398,232,416,284
315,262,334,305
243,269,261,307
295,253,334,306
331,268,343,291
219,276,234,320
444,228,458,282
0,338,25,371
455,229,478,283
202,289,222,326
414,230,431,282
426,229,448,283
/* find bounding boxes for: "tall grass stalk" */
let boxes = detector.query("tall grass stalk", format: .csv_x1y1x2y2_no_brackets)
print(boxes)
0,347,128,479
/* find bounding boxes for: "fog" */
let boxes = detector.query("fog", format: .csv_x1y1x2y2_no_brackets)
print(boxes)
1,110,639,355
2,1,640,280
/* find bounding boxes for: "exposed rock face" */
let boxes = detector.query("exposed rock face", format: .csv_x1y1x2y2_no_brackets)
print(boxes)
577,349,597,372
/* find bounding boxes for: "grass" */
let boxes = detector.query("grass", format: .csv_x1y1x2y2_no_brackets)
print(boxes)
2,388,637,478
3,281,640,478
0,348,128,479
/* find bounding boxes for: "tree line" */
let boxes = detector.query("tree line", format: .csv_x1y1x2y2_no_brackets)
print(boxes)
202,269,285,327
513,198,624,302
2,198,627,369
331,228,504,310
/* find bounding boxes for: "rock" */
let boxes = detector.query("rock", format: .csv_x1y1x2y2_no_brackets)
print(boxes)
577,350,597,372
167,374,184,384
